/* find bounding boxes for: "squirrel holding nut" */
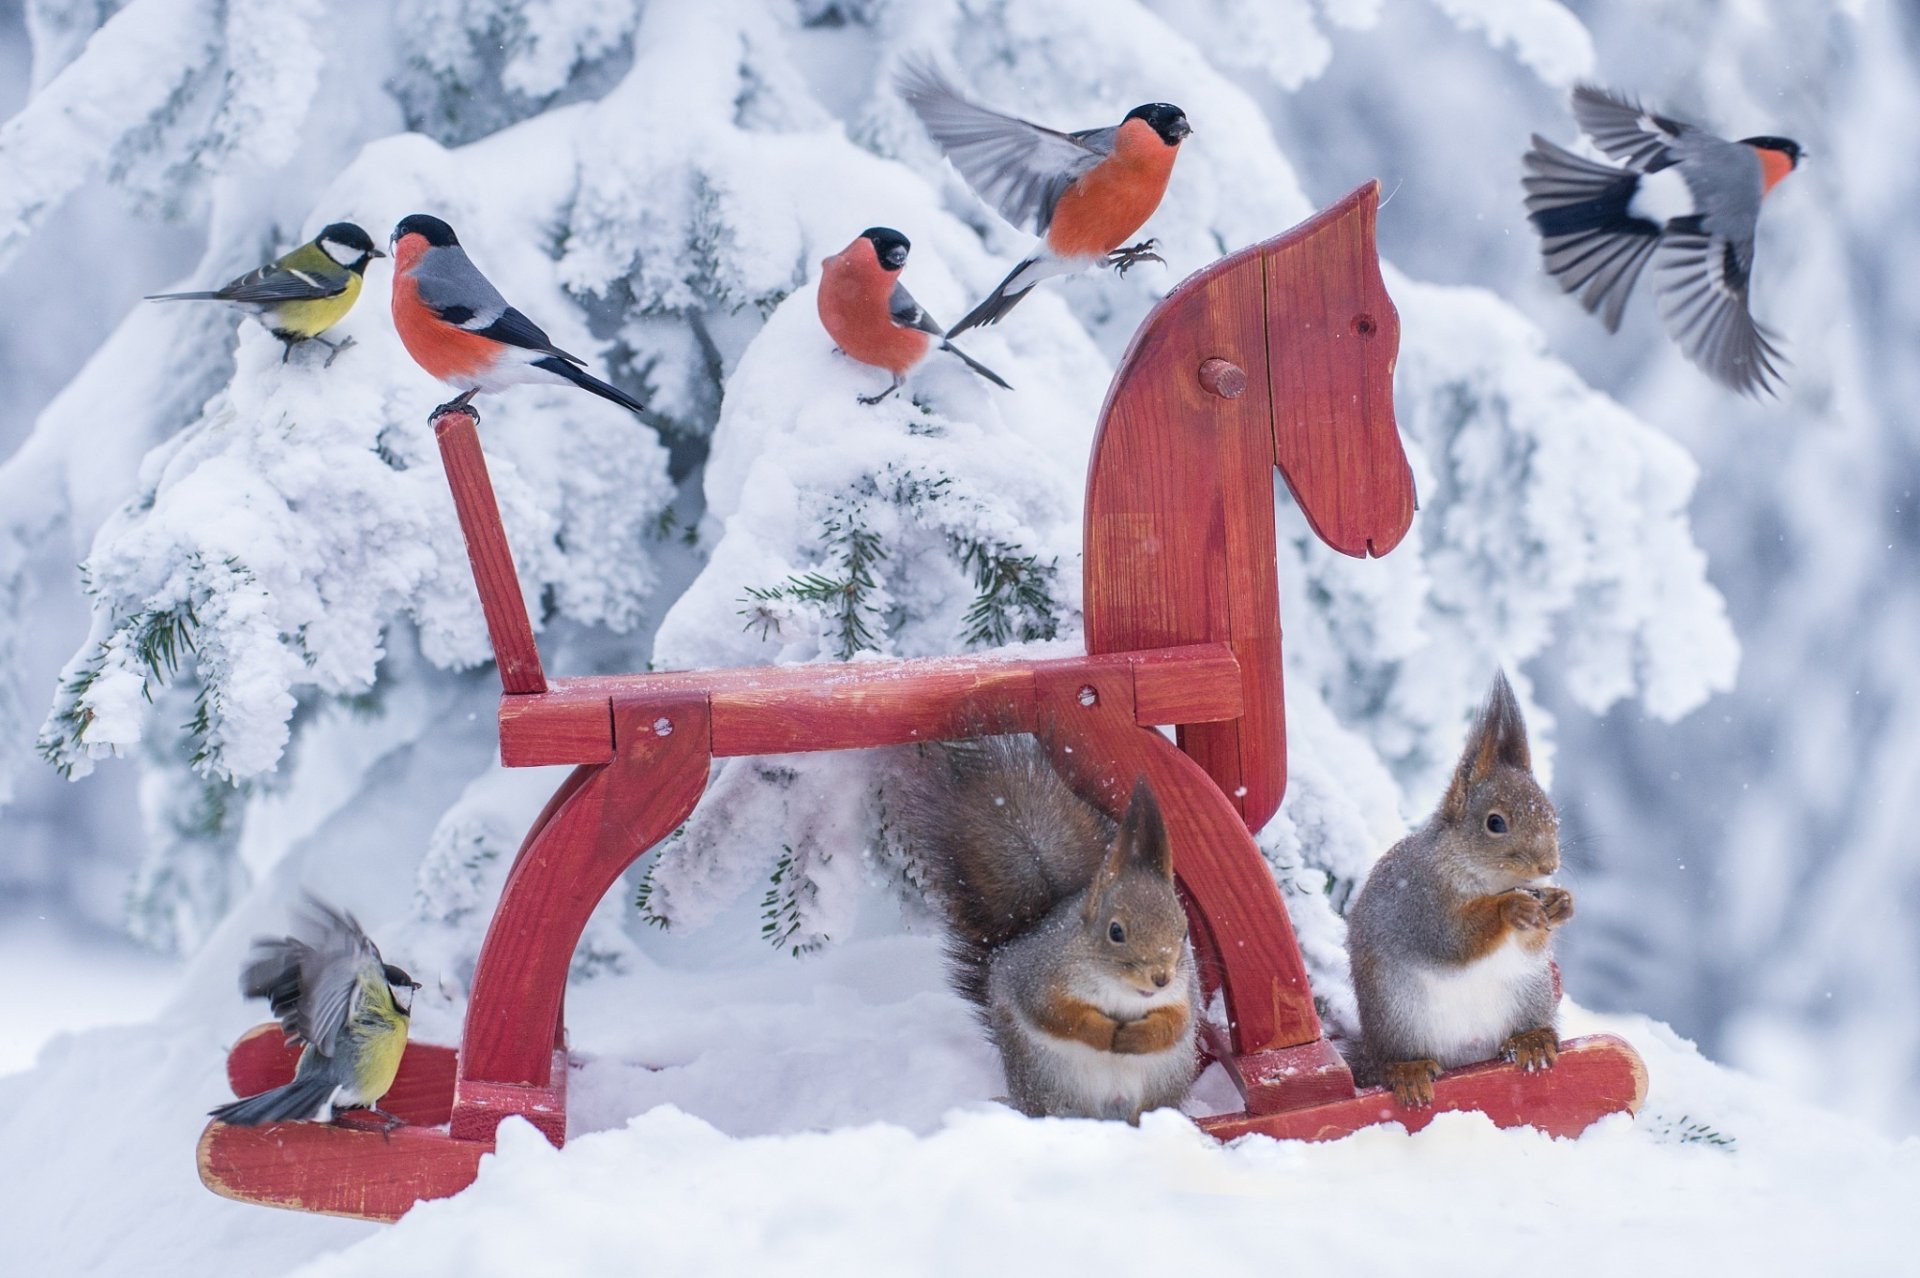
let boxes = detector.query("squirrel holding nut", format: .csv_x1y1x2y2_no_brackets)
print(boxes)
902,734,1199,1123
1346,672,1572,1107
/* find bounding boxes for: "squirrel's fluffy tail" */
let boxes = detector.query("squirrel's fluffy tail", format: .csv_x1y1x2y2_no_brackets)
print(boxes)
899,734,1112,1007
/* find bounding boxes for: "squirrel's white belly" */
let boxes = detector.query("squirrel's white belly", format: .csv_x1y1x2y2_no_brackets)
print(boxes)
1022,1020,1196,1119
1410,936,1548,1069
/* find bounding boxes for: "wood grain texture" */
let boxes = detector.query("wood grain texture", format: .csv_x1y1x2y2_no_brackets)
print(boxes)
454,693,711,1118
1222,1037,1358,1113
198,1119,491,1223
1197,1034,1648,1143
223,1022,458,1128
434,411,546,695
1083,182,1416,836
1031,665,1321,1055
495,644,1244,767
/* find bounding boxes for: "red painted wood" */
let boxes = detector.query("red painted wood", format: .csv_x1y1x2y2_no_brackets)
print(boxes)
1265,184,1416,561
223,1023,458,1128
198,1119,491,1222
1223,1037,1357,1113
1032,666,1321,1054
1083,182,1415,836
1198,1034,1647,1143
450,1057,568,1145
496,644,1245,768
454,693,711,1127
434,411,547,695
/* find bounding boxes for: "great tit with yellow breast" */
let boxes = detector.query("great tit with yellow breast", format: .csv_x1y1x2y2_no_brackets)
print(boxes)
209,895,420,1130
147,222,385,366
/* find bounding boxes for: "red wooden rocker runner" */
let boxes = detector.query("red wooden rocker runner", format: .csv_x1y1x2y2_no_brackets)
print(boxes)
199,182,1645,1222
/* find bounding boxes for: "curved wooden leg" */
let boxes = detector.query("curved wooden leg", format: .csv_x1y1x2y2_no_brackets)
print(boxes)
451,691,711,1141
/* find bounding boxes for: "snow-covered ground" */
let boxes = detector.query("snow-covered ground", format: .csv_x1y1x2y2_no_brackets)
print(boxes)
5,915,1913,1275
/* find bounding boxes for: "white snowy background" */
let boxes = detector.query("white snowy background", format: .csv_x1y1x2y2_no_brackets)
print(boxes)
1,0,1915,1272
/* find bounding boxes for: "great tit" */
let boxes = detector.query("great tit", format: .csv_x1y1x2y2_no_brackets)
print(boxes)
148,222,385,365
210,895,420,1129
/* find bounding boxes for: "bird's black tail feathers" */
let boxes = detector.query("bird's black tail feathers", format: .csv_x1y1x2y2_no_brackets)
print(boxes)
945,258,1040,339
209,1073,334,1126
534,356,647,416
145,291,224,302
940,341,1012,390
1522,135,1662,333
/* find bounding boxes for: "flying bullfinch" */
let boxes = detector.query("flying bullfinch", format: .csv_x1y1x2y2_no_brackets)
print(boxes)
817,227,1011,404
388,214,646,420
897,61,1191,337
1523,84,1803,396
147,222,384,364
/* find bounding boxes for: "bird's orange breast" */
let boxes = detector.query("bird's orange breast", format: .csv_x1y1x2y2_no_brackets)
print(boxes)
1046,118,1179,259
817,249,933,376
391,270,497,384
1756,146,1795,196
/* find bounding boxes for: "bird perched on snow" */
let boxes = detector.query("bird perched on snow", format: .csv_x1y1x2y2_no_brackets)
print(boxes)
817,227,1011,404
897,61,1191,338
209,895,420,1129
146,222,384,365
1522,84,1803,396
388,214,646,421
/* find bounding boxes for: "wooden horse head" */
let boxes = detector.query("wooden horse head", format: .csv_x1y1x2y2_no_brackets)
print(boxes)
1084,182,1416,832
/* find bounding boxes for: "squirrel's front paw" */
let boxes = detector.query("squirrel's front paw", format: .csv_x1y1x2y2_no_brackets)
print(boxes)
1382,1058,1443,1108
1502,1026,1560,1073
1532,886,1574,926
1111,1006,1186,1055
1500,889,1550,931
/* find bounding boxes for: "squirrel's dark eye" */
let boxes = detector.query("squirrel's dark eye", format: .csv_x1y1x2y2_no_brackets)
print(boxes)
1108,921,1126,944
1485,812,1508,835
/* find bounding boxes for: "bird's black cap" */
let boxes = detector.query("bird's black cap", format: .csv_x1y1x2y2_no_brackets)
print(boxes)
383,962,421,991
393,214,460,248
1126,103,1192,145
861,227,911,271
317,222,378,253
1739,136,1804,167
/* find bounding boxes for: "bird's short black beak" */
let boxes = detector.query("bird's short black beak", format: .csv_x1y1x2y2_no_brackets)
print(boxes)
885,248,908,269
1171,119,1193,141
369,247,388,259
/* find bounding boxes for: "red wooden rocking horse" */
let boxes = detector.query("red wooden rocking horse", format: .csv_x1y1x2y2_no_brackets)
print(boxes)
199,183,1645,1221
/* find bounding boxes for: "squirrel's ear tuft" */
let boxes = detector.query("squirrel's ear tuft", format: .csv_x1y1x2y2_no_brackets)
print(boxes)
1119,777,1173,881
1440,671,1534,821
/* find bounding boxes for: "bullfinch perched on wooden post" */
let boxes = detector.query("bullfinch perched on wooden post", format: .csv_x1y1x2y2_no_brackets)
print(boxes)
146,222,384,365
1523,84,1803,397
817,227,1011,404
388,214,646,421
897,61,1191,337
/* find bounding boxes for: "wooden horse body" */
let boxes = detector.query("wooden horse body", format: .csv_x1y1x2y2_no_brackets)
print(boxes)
199,184,1644,1222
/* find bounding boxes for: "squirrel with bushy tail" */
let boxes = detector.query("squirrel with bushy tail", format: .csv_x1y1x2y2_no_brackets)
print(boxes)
1346,671,1573,1107
901,734,1199,1122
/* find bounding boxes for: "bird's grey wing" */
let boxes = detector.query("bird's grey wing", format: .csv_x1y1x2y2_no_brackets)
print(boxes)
215,261,348,305
291,897,382,1058
1571,84,1698,172
413,247,582,362
889,279,946,337
241,936,313,1043
1672,137,1764,241
1654,220,1785,396
897,60,1106,235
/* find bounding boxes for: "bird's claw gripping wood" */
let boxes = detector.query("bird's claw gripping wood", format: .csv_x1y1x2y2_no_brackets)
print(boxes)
432,389,480,424
198,184,1641,1222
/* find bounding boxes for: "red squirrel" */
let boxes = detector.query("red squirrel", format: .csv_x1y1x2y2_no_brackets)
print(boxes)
1346,672,1572,1107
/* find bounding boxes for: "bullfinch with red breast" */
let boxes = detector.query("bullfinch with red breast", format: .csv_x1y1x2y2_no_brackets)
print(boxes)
1523,85,1803,397
817,227,1011,404
897,61,1191,338
388,214,646,420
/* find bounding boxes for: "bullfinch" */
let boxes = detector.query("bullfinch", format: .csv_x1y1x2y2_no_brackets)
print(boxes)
897,61,1191,337
147,222,384,364
1523,84,1803,396
817,227,1010,404
388,213,646,420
